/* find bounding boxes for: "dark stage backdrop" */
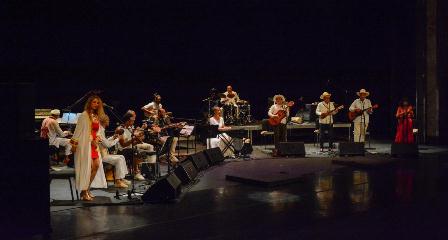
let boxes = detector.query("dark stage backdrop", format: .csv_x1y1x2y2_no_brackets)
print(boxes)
2,0,418,138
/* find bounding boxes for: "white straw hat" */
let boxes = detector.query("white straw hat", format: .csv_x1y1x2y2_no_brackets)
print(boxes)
356,89,370,97
50,109,60,116
320,92,331,100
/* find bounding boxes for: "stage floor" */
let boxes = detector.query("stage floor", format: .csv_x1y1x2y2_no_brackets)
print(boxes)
47,142,448,239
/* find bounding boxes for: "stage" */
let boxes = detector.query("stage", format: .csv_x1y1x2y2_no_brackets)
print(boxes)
47,141,448,239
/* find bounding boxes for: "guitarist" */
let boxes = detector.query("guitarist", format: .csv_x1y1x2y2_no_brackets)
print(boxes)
349,89,373,142
315,92,341,152
268,94,290,156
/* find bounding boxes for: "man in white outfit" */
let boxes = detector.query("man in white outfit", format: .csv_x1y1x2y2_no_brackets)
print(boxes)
99,115,130,188
40,109,72,162
349,89,373,142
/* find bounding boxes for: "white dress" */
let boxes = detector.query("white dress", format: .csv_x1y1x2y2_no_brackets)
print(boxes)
71,111,107,190
207,117,233,157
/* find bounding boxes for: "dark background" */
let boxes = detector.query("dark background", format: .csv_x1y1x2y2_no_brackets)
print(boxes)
2,0,419,138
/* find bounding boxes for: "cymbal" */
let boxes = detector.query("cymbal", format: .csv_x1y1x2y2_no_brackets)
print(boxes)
237,100,248,105
217,93,226,98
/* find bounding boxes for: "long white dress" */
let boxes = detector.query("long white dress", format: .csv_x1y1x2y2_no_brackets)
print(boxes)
71,111,107,190
207,117,233,157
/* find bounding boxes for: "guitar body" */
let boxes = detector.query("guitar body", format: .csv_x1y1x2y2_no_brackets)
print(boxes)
348,104,379,122
268,110,287,126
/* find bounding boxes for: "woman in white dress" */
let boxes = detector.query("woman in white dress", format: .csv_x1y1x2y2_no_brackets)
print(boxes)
207,107,234,158
70,95,107,201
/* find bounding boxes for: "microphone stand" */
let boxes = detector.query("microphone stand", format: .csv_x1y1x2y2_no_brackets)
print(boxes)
63,90,94,132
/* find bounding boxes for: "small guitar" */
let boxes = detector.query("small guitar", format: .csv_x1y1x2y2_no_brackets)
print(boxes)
320,105,344,119
348,104,379,121
268,101,295,126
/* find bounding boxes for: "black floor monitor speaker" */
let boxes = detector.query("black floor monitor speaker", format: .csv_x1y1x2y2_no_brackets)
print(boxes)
187,151,209,171
278,142,306,157
391,143,419,157
204,147,225,165
339,142,365,156
174,160,198,184
142,174,181,203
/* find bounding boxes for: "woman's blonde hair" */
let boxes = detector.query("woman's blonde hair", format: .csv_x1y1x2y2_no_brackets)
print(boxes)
84,95,106,122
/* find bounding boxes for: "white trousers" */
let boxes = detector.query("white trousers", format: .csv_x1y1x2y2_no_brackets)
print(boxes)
354,122,369,143
52,138,72,156
136,143,156,163
207,133,234,157
102,154,129,180
160,136,179,162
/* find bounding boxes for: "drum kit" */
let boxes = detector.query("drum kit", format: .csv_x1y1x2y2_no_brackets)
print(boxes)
219,93,252,125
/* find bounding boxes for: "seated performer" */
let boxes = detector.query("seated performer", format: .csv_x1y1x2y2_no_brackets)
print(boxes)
98,115,130,188
40,109,72,163
395,98,414,144
117,110,154,181
150,108,180,165
315,92,340,152
141,93,164,121
268,94,290,156
207,107,234,158
349,89,373,143
221,85,240,106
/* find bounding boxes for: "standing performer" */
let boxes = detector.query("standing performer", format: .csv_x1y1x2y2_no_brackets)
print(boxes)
268,94,292,156
40,109,72,163
207,107,234,158
70,95,107,201
395,98,414,144
142,93,164,121
315,92,342,152
349,89,373,143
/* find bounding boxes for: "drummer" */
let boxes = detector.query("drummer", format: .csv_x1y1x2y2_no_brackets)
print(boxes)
221,85,240,106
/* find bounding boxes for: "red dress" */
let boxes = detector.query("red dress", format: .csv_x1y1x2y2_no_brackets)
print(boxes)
394,106,414,144
91,121,100,159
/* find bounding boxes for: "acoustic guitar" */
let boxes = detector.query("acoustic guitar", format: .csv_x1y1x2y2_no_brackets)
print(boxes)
348,104,379,121
268,101,295,126
319,105,344,119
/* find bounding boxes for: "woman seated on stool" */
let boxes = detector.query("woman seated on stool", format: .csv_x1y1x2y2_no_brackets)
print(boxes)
98,115,130,188
207,107,235,158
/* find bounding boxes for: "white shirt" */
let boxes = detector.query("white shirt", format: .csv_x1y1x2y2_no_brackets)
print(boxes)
221,91,240,106
117,126,133,151
142,101,163,118
349,98,372,123
268,104,290,124
316,101,336,124
209,116,224,128
42,117,69,147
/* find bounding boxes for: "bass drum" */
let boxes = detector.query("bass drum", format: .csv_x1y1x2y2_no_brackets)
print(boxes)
223,104,237,125
238,104,251,125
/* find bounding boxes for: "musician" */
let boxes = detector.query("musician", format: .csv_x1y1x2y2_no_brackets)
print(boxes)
221,85,240,106
315,92,339,152
208,107,234,158
141,93,164,121
268,94,289,156
150,108,180,164
395,98,414,144
40,109,72,163
116,110,154,181
70,95,107,201
98,115,130,188
349,89,373,143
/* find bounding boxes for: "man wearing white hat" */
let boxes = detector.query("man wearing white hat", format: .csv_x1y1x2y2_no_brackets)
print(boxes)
315,92,340,151
268,94,290,156
40,109,72,161
349,89,373,142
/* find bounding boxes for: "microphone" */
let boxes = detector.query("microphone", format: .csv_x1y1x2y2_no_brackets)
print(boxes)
103,103,114,109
